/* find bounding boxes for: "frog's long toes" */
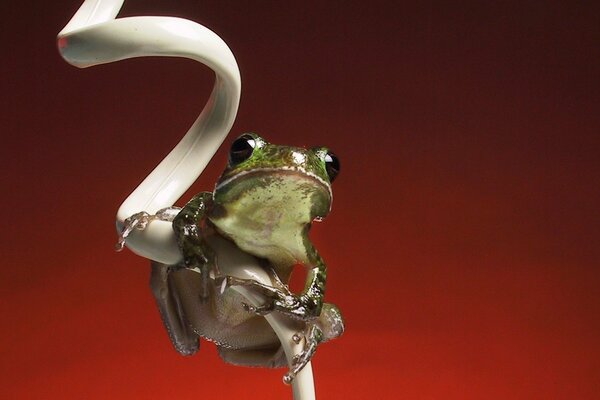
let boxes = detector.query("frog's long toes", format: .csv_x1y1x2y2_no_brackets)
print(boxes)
214,276,243,292
291,353,302,365
116,211,158,251
214,276,228,294
154,206,181,222
292,333,303,344
225,276,255,287
289,353,312,378
241,301,274,316
115,238,126,252
283,372,295,385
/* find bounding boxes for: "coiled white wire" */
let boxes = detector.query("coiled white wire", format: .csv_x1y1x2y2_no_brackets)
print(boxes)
58,1,315,398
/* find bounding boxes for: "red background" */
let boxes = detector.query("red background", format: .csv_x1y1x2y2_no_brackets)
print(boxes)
2,1,599,398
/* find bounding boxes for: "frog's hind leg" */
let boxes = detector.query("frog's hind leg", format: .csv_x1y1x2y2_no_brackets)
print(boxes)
217,344,287,368
150,262,200,356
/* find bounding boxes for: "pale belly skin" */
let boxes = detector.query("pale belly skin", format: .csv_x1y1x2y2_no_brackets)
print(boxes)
151,231,290,367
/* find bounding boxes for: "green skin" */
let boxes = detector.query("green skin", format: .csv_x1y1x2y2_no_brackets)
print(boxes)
174,133,334,320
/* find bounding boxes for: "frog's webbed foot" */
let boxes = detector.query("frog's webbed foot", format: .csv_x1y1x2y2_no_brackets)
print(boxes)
222,276,321,321
116,207,182,251
283,324,323,384
221,274,345,383
283,303,345,383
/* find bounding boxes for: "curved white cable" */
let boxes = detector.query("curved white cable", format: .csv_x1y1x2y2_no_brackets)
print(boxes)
58,1,315,398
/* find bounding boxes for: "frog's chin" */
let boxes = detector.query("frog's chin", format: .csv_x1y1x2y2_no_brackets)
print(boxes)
213,168,332,220
210,169,331,259
215,167,332,200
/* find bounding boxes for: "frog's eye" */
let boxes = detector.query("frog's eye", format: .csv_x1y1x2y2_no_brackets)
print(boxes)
229,134,256,165
324,151,340,182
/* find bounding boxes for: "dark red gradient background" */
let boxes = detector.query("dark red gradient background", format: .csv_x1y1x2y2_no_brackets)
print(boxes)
2,1,599,398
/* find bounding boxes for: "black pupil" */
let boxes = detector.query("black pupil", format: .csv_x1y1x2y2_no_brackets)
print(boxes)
324,152,340,182
229,136,255,165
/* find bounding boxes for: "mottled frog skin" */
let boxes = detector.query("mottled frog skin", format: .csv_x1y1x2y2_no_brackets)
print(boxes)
146,133,344,380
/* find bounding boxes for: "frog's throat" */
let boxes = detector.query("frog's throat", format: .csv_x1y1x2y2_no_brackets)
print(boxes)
215,167,333,201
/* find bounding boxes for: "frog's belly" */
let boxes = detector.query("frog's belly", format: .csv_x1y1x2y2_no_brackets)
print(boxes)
180,233,281,349
175,270,279,349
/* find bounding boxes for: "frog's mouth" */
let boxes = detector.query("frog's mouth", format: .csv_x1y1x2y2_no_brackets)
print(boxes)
213,168,332,222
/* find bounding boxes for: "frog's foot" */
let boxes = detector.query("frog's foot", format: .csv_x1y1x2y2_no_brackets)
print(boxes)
116,207,181,251
282,303,345,383
222,276,320,320
283,324,323,384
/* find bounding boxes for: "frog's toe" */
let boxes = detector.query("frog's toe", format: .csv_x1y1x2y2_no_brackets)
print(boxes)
116,211,151,250
281,349,313,384
283,372,295,385
116,208,182,251
271,294,322,321
214,275,251,293
292,332,302,344
241,301,274,316
214,276,228,294
291,353,303,365
283,324,323,383
154,206,182,222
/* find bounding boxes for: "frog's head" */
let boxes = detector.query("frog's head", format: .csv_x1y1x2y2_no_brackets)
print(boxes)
213,132,339,219
209,133,339,263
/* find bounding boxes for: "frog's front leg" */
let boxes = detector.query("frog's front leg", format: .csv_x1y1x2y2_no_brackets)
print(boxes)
116,207,182,251
172,192,216,299
226,250,327,321
116,203,213,356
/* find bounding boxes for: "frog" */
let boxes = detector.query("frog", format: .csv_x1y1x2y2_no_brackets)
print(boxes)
117,133,344,383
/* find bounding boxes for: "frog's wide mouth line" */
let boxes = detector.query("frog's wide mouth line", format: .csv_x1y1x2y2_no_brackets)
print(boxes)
215,167,333,200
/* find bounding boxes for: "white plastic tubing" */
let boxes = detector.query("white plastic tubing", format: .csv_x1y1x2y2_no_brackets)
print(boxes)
58,1,315,398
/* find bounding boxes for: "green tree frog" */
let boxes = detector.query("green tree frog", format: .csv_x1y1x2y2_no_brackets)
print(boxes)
119,133,344,382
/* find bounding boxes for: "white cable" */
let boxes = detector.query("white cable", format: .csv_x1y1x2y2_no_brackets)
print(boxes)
58,1,315,398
